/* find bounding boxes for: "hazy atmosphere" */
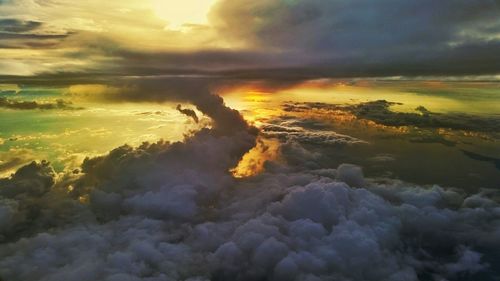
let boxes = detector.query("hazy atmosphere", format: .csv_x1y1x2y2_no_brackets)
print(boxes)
0,1,499,281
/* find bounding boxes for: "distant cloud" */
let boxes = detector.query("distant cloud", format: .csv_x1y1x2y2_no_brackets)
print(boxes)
261,121,366,146
462,150,500,170
0,18,71,49
0,19,42,33
0,97,80,110
212,0,500,76
284,100,500,132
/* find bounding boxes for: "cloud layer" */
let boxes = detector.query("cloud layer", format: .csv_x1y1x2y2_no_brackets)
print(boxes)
283,100,500,132
0,97,78,110
1,140,499,280
0,93,499,280
211,0,500,76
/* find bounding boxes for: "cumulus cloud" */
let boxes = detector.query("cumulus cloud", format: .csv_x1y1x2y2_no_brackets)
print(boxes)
0,160,88,242
1,152,499,280
0,107,499,281
0,28,499,281
0,0,498,278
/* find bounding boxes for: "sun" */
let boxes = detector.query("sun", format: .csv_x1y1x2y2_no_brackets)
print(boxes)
152,0,217,30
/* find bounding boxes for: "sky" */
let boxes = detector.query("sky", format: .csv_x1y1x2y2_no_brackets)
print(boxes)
1,1,500,281
0,0,499,82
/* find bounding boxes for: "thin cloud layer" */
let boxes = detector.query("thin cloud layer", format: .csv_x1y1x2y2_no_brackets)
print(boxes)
0,97,79,110
283,100,500,133
261,121,366,146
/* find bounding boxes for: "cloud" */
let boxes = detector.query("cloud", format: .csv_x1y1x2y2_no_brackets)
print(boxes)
210,0,500,76
0,0,498,80
0,83,20,94
176,104,199,123
462,150,500,170
0,148,38,177
0,105,499,281
0,1,499,279
0,160,87,242
0,18,71,49
64,78,255,135
0,19,42,33
260,120,366,146
0,97,80,110
284,100,500,133
1,152,499,280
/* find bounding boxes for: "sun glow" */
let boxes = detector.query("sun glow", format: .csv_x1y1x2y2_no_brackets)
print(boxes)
152,0,217,30
231,138,281,178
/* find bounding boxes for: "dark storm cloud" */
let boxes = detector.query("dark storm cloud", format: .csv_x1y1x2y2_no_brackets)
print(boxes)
0,0,499,80
212,0,500,54
63,36,500,78
0,97,80,110
2,45,498,85
1,42,499,87
63,0,500,78
112,49,298,73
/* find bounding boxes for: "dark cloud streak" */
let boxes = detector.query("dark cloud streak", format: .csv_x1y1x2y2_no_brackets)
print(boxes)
176,104,199,123
283,100,500,132
0,97,80,110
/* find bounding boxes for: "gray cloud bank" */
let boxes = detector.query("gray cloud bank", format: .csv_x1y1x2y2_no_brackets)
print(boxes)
210,0,500,77
88,0,500,78
1,0,499,81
